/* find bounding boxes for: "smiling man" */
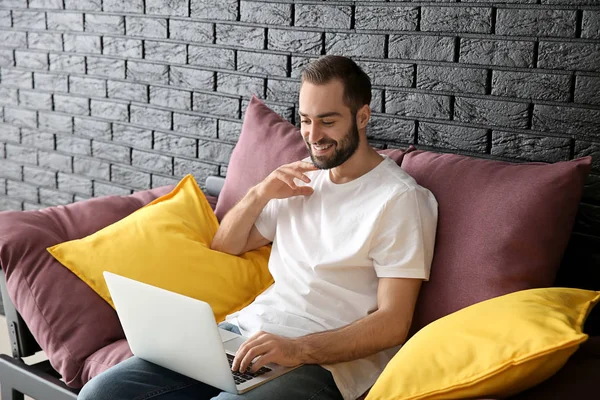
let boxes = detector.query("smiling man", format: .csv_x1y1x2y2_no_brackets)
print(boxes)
78,55,438,400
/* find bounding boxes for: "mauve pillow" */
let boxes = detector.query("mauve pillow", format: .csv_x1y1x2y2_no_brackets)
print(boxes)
214,95,414,221
401,150,592,334
0,186,176,388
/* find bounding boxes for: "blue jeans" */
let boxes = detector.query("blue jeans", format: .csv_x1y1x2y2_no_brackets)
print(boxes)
78,322,343,400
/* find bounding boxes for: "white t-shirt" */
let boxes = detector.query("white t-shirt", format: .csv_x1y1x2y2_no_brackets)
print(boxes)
225,155,438,400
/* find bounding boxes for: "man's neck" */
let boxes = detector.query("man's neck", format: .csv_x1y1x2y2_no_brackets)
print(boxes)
329,145,384,185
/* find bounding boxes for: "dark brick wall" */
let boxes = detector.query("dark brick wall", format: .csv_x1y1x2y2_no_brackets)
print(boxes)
0,1,599,242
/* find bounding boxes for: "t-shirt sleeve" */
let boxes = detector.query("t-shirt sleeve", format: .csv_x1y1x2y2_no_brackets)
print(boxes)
370,188,438,280
254,198,280,242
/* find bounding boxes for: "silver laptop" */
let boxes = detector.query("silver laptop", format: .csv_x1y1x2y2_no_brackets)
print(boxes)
103,271,299,394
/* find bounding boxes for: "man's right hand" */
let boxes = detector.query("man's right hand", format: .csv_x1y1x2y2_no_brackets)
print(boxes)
256,161,318,201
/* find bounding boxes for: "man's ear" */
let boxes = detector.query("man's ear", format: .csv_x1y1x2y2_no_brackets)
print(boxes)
356,104,371,129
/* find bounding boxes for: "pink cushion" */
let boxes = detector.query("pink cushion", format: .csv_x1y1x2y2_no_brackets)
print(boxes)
401,150,592,334
0,186,175,388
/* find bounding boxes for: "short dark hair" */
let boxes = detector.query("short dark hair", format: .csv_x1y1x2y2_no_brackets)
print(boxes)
301,55,372,114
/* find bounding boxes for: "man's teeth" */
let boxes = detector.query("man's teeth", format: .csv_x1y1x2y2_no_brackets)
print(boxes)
314,144,333,150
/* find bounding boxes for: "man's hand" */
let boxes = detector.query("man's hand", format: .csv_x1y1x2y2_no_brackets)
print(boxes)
256,161,318,201
232,331,303,374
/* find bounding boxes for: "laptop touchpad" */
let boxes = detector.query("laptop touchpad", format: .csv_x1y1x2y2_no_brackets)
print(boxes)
219,328,241,343
223,336,246,353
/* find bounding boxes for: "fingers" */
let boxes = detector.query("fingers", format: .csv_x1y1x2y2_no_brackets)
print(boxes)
239,343,272,373
290,161,318,172
232,332,267,372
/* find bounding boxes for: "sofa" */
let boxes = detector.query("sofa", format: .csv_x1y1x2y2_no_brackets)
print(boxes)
1,96,599,400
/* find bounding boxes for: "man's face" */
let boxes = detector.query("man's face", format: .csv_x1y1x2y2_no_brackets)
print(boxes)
298,80,360,170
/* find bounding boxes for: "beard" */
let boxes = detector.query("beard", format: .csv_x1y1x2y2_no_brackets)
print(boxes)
306,117,360,170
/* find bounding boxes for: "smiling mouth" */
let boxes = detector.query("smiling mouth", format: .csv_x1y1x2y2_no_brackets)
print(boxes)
312,143,334,152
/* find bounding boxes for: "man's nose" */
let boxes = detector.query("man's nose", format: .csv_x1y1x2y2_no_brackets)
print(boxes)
305,125,323,144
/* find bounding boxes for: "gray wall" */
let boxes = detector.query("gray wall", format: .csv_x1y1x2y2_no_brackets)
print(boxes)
0,1,599,231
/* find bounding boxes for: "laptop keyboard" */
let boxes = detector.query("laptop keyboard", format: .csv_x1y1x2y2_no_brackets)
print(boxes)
227,354,272,385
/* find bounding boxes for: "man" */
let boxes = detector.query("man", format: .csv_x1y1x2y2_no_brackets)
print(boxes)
78,55,438,400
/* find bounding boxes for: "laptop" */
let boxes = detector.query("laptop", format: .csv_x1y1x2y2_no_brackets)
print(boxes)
103,271,299,394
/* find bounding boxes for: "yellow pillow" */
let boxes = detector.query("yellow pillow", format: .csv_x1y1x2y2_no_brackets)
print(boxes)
366,287,599,400
48,174,274,323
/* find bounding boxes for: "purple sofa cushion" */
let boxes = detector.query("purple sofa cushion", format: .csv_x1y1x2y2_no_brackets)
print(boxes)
401,150,592,335
0,186,174,388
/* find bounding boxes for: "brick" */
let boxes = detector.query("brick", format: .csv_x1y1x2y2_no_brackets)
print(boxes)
21,128,54,149
0,197,23,211
237,51,288,77
132,149,173,174
418,66,487,94
265,78,299,103
0,160,23,180
216,25,264,49
50,54,85,73
188,46,235,70
538,42,600,72
217,72,264,97
63,34,101,54
420,122,487,152
110,124,150,150
422,6,492,33
23,202,45,211
93,181,131,197
130,105,171,129
371,90,381,114
497,9,576,38
575,75,600,106
111,165,150,190
173,113,217,138
575,142,600,173
218,120,242,142
103,0,143,13
6,180,38,202
240,1,291,25
28,32,62,51
147,0,188,16
169,66,214,91
150,86,191,110
108,80,148,102
170,20,212,43
34,72,68,92
145,41,186,64
491,131,570,162
54,94,89,116
0,0,26,6
39,187,73,205
389,35,454,62
15,50,48,70
326,33,385,58
64,0,101,11
92,140,130,163
57,172,92,196
191,0,237,20
192,92,239,117
47,11,83,31
87,57,125,79
38,111,72,133
74,117,111,139
38,150,72,172
582,11,600,39
126,17,167,39
0,49,14,67
0,87,18,106
56,135,91,156
198,140,233,163
296,4,351,29
0,11,9,28
356,6,418,31
127,61,169,84
0,124,20,142
6,143,37,164
69,76,106,97
359,61,413,88
12,11,45,30
29,0,62,8
19,90,52,110
4,107,37,129
460,39,534,68
154,131,196,157
268,29,322,55
0,30,27,48
103,37,143,58
2,69,33,88
23,165,56,188
173,157,219,183
90,99,128,121
455,97,529,129
533,105,600,139
83,14,123,35
151,174,180,189
492,71,571,102
386,91,451,120
367,115,414,143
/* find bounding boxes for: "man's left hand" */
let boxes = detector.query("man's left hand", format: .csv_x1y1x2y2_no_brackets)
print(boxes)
232,331,303,373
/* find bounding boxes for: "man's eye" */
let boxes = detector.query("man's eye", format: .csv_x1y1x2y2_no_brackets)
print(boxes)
322,121,334,126
301,120,311,125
